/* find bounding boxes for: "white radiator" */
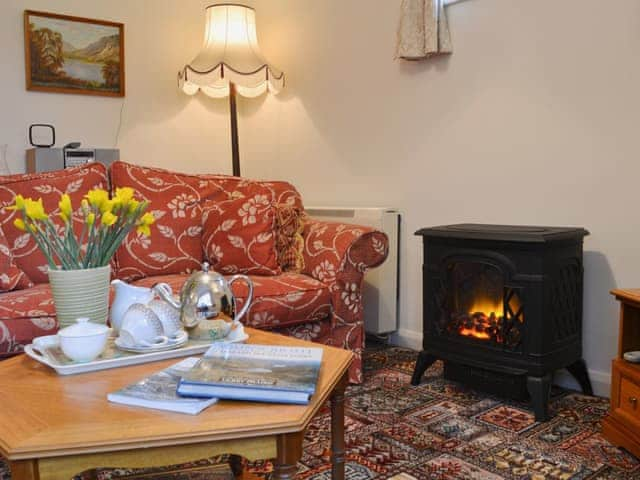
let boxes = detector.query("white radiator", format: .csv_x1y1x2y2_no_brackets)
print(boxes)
304,207,400,334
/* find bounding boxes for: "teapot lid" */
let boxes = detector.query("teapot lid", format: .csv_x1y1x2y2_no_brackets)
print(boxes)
201,262,219,275
186,262,223,284
58,318,110,338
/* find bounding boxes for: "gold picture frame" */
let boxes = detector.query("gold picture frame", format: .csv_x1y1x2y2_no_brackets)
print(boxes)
24,10,125,97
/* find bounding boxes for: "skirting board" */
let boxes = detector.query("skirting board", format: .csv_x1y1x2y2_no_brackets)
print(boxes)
389,328,611,398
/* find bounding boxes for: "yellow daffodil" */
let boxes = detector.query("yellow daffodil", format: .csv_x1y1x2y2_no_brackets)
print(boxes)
99,199,115,214
136,212,155,236
141,212,155,224
24,198,48,221
114,187,135,206
127,199,141,214
7,194,25,212
13,218,25,231
136,224,151,236
101,211,118,226
81,199,90,214
136,224,150,237
87,212,95,227
58,194,72,223
84,189,109,210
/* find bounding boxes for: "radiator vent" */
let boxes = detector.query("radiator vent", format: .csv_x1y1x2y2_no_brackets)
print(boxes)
304,207,400,334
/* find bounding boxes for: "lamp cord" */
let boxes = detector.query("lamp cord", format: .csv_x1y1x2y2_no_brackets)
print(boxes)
114,99,126,147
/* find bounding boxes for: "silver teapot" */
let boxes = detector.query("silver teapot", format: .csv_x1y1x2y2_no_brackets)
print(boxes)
152,262,253,329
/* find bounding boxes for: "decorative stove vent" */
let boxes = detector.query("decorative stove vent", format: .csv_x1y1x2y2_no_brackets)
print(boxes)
411,224,592,421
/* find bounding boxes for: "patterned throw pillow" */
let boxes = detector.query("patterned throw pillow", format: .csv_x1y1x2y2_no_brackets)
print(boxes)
0,163,109,283
275,205,305,273
201,187,281,276
0,228,32,292
244,182,305,273
111,162,227,280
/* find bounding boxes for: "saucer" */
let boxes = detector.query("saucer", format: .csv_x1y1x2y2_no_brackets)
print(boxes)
115,330,188,353
623,351,640,363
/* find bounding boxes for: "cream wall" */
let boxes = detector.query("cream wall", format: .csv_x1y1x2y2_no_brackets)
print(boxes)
1,0,639,395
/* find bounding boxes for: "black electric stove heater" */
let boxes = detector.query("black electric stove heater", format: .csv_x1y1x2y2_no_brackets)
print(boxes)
411,224,592,421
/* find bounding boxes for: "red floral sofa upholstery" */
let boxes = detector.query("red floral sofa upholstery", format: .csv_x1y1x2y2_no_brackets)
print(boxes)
0,162,388,382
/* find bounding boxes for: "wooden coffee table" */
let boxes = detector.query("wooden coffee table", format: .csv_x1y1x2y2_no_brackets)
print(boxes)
0,328,352,480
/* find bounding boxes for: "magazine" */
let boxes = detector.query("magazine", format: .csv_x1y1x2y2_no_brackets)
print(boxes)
177,343,323,405
107,357,218,415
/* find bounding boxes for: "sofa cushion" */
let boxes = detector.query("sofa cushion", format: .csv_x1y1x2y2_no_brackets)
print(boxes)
0,284,57,357
0,229,32,292
0,164,109,283
202,188,281,276
112,161,305,280
133,272,331,329
111,162,223,280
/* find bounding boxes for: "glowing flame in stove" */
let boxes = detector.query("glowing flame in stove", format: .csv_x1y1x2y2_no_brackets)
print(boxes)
459,327,490,340
458,297,503,340
469,298,503,318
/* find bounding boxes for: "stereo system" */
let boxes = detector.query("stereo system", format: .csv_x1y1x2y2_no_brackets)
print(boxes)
26,148,119,173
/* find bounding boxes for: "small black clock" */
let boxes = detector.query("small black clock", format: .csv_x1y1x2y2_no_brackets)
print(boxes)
28,124,56,148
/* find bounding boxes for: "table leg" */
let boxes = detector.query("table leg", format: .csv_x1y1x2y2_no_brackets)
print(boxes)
331,372,348,480
272,431,303,480
8,459,39,480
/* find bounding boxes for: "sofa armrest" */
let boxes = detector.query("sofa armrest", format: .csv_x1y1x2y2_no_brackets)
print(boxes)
302,219,389,326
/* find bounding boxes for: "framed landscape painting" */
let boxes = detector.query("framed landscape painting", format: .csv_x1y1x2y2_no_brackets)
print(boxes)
24,10,124,97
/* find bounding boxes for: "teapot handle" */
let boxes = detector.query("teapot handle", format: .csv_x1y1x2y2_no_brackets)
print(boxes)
229,274,253,324
152,283,180,310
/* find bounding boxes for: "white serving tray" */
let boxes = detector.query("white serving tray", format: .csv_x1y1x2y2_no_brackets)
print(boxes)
24,331,248,376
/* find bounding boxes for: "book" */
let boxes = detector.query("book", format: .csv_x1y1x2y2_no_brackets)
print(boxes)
177,343,323,405
107,357,218,415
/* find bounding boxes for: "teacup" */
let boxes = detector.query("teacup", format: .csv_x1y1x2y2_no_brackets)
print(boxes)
147,299,182,336
119,303,169,348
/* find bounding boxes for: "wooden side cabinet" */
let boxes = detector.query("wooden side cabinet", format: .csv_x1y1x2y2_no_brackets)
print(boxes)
602,289,640,458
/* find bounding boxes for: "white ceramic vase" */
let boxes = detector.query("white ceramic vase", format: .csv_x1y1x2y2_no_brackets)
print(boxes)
48,265,111,328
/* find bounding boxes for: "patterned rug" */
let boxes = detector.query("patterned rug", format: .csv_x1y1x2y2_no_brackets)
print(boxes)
1,344,638,479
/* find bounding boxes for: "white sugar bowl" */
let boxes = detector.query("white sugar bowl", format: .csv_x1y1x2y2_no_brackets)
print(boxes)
57,317,110,363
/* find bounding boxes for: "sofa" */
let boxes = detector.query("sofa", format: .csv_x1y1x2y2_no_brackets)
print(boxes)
0,161,388,382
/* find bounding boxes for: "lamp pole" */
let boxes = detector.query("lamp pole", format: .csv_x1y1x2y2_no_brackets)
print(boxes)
229,82,240,177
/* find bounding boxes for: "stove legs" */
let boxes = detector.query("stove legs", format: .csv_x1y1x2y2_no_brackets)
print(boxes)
412,354,591,422
566,359,593,395
411,351,437,386
527,373,552,422
528,360,591,421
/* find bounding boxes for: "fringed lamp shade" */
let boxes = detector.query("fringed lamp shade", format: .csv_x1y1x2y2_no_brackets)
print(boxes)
178,4,284,98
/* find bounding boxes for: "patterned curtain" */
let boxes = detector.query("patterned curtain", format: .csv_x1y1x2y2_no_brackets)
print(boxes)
396,0,452,60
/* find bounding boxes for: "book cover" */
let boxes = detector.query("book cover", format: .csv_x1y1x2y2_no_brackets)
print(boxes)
108,357,218,415
177,344,323,404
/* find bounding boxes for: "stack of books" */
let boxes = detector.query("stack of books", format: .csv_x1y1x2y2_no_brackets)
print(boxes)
108,344,323,414
177,343,323,404
107,357,218,415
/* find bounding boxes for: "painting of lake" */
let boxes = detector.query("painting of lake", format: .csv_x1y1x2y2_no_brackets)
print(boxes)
24,11,124,97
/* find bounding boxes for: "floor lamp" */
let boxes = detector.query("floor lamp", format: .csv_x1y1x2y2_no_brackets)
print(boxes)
178,4,284,177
